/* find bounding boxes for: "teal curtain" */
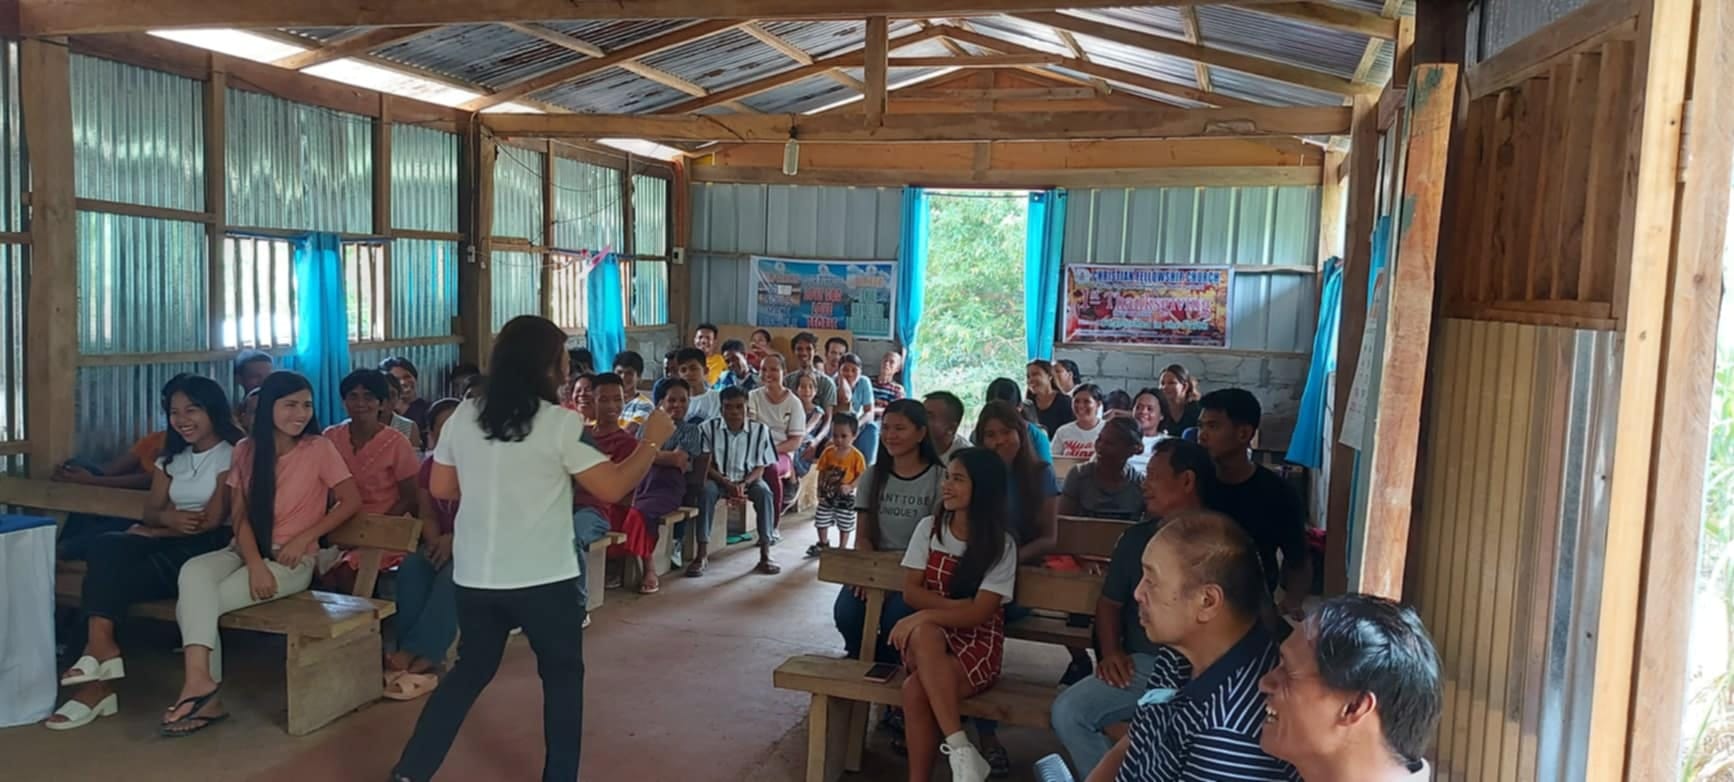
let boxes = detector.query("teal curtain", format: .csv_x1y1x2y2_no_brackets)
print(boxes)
288,232,348,427
1286,258,1343,468
896,187,928,393
586,254,627,372
1025,189,1067,361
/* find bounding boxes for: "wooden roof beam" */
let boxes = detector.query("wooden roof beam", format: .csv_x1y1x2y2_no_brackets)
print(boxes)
461,19,742,111
864,16,889,123
1053,29,1113,96
658,25,943,113
272,26,440,70
1246,3,1400,39
1178,8,1213,93
1016,11,1377,96
22,1,1302,35
931,24,1260,108
482,105,1352,142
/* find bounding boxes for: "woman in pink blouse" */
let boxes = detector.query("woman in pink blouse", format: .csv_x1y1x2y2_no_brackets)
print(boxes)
160,371,361,736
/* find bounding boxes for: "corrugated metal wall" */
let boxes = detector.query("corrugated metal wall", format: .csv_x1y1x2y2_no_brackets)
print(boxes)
553,155,622,253
71,55,203,211
1408,318,1615,782
493,144,544,244
1478,0,1591,60
77,213,208,353
689,182,902,323
226,88,372,233
0,42,23,457
1064,186,1321,352
491,251,541,332
390,125,457,340
74,360,229,461
633,174,669,257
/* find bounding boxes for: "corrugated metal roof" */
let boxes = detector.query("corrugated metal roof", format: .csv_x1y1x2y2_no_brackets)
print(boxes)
265,6,1409,115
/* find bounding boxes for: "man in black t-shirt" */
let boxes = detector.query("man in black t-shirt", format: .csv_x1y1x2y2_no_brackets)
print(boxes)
1196,388,1310,615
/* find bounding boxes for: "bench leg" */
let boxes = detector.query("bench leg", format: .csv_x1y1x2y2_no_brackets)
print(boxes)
285,623,383,736
586,545,608,611
844,701,870,772
806,694,851,782
652,520,676,575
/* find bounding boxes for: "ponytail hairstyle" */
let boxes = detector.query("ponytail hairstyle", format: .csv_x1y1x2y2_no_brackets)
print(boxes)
245,371,319,557
480,315,567,442
160,374,244,467
863,399,940,518
936,447,1011,599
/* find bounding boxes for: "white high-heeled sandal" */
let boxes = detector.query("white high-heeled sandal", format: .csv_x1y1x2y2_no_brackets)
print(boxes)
45,693,118,731
59,655,125,686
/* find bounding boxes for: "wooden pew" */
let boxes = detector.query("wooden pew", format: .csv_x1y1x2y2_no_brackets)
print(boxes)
1051,456,1085,481
0,476,421,735
774,548,1101,782
1056,514,1137,560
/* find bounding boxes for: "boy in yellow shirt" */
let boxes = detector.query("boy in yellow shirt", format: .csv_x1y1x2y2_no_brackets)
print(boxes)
806,413,867,557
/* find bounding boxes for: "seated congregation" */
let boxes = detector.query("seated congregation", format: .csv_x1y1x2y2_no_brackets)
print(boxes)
29,317,1442,782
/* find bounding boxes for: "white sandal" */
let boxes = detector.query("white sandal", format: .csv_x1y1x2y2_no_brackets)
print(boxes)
60,655,124,686
45,693,118,731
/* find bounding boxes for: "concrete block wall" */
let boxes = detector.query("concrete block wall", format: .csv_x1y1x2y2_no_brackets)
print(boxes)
1053,346,1309,451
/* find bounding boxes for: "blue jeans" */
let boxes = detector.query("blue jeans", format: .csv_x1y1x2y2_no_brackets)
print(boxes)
395,551,459,663
854,421,880,464
833,586,916,663
573,508,611,607
693,479,775,545
1050,652,1162,776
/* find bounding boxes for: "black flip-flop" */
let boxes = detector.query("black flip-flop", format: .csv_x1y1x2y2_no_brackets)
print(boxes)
159,686,226,737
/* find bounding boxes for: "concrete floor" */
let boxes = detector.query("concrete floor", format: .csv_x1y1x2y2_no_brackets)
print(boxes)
1,512,1069,781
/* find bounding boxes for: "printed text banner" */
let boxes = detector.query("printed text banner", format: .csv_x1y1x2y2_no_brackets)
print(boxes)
1062,264,1232,347
750,256,898,340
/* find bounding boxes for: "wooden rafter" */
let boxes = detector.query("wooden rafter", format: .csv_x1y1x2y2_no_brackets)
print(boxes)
21,1,1307,36
500,21,751,108
482,105,1352,142
272,26,440,70
1017,11,1377,96
741,21,865,93
933,24,1260,108
1178,9,1213,93
461,20,742,111
1053,29,1113,96
1249,2,1399,39
865,16,889,123
657,25,944,113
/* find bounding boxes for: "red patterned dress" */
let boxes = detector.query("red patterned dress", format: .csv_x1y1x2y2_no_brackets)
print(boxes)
902,515,1020,695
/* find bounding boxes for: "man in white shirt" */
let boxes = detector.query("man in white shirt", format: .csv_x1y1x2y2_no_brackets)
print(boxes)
696,387,780,576
749,355,808,525
923,390,971,463
676,347,720,423
1257,595,1442,782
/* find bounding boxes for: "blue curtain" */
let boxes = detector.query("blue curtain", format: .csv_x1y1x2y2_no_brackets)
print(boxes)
1025,189,1067,361
1285,258,1343,468
896,187,928,393
586,254,627,373
288,232,348,428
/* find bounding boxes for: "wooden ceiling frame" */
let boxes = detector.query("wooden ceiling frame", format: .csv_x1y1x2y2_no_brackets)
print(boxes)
271,26,441,70
656,25,945,113
460,19,744,111
740,21,866,93
498,21,757,111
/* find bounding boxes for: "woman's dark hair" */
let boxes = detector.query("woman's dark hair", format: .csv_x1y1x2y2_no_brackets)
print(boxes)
653,377,690,404
480,315,567,442
863,399,940,519
427,397,461,428
839,352,863,368
160,374,244,467
1100,416,1141,449
971,400,1042,534
340,368,392,403
1026,359,1056,382
935,447,1011,599
1103,389,1133,412
379,356,419,379
985,377,1022,405
245,371,319,558
1072,383,1103,405
752,328,774,343
1160,363,1201,403
1055,359,1081,383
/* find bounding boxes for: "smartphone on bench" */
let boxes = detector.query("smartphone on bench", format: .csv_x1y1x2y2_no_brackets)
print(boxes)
863,662,899,683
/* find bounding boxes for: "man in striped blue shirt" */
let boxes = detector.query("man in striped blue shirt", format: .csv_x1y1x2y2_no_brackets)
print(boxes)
1089,511,1298,782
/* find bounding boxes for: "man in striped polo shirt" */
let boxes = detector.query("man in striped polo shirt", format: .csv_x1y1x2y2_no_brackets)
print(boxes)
1088,511,1298,782
696,386,781,576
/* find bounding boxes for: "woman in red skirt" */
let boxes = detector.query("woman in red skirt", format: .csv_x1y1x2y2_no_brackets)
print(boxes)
889,447,1020,782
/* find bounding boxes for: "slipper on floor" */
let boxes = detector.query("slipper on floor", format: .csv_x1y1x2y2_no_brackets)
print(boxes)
383,672,439,701
639,578,660,595
756,559,782,575
686,559,707,577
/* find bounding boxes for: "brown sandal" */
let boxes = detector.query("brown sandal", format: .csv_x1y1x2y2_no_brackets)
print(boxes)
685,558,707,577
756,559,782,575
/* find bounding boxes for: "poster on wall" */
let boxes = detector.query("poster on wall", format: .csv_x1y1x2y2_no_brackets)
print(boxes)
1062,264,1232,347
749,256,897,340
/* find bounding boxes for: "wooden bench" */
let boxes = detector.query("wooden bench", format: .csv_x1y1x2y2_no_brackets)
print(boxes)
617,507,696,589
1051,456,1085,481
1056,514,1136,560
587,530,629,610
0,475,421,736
774,548,1101,782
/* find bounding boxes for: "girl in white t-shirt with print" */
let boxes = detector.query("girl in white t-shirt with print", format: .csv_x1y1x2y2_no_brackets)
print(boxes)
889,447,1020,782
1049,383,1106,462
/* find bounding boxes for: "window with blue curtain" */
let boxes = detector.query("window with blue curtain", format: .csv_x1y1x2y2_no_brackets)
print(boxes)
1025,189,1067,361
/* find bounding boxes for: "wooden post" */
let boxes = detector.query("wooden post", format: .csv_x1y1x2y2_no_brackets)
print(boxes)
1318,150,1346,263
374,94,393,340
204,56,228,353
1353,64,1455,598
621,161,637,329
22,38,76,478
541,140,555,320
670,159,691,337
1323,93,1379,595
457,122,495,366
1624,0,1732,775
864,16,888,125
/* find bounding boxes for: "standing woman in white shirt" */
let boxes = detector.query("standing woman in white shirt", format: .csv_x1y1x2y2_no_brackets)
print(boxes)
391,315,674,782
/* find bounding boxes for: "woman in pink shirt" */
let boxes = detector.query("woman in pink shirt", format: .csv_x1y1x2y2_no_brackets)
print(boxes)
160,371,361,736
323,369,421,593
